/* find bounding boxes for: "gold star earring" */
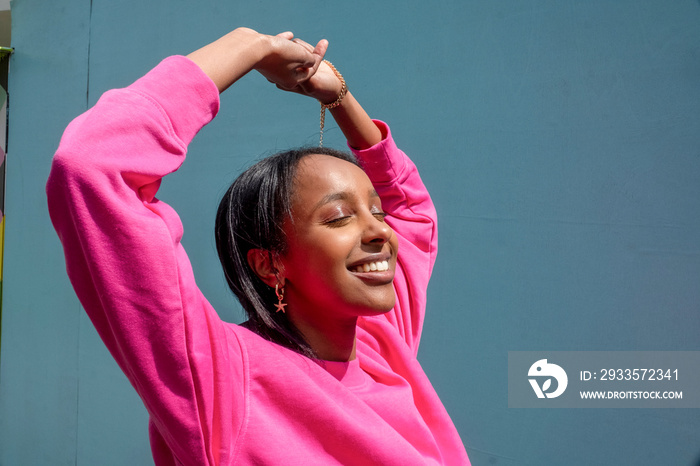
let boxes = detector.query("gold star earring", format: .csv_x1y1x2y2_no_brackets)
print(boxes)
274,283,287,313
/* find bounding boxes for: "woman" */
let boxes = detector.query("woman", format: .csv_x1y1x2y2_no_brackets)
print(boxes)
48,27,469,465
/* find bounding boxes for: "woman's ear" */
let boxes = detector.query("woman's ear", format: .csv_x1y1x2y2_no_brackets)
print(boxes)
247,249,283,287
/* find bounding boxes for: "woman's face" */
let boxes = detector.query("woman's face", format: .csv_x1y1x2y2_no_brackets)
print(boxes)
279,154,399,324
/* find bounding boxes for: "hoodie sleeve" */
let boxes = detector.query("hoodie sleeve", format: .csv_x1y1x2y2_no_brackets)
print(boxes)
351,121,438,356
47,56,243,465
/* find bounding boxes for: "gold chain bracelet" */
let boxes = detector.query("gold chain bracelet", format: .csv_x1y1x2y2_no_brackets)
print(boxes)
319,60,347,147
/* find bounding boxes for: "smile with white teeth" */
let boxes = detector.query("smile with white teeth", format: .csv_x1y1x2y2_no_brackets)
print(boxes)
353,260,390,273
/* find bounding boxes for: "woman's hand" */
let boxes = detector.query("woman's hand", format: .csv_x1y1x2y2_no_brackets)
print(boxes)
187,28,327,93
275,39,344,104
188,28,382,149
272,38,383,150
254,32,328,91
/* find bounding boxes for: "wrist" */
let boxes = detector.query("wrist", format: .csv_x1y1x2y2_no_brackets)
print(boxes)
318,88,343,105
318,80,344,105
318,61,348,147
319,61,347,107
229,28,269,69
187,27,267,93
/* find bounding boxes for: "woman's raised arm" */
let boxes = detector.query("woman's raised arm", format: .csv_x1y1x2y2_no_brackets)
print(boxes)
187,28,327,93
47,28,330,464
270,38,382,149
272,45,438,353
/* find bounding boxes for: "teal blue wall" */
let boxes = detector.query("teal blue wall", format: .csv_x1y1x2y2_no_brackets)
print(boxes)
2,1,699,464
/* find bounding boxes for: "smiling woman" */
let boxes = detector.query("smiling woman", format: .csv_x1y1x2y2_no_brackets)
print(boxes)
218,148,400,363
47,27,469,465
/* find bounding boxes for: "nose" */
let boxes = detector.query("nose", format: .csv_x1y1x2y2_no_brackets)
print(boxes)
361,212,393,245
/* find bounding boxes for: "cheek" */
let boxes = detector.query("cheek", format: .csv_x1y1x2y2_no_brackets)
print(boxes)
306,230,356,260
282,230,355,280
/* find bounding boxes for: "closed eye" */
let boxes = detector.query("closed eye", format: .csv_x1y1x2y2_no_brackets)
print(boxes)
373,212,388,221
325,216,352,227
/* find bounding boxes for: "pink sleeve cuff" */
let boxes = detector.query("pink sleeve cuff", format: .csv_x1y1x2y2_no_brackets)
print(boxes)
349,120,408,184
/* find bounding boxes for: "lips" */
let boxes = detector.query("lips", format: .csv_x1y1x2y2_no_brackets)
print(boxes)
351,260,390,273
348,252,393,273
347,254,395,286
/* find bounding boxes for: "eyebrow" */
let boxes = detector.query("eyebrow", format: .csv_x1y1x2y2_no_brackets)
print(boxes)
312,188,380,211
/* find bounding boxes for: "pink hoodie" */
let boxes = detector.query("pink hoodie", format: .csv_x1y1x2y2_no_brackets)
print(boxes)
47,56,469,465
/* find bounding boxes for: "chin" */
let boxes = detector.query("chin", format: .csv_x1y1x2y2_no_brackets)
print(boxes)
356,297,396,316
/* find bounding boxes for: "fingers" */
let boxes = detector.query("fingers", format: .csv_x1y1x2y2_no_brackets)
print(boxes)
297,38,328,78
313,39,329,59
257,33,329,90
292,38,314,52
290,40,325,72
292,38,328,61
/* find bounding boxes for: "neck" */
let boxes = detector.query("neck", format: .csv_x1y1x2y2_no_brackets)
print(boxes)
288,313,358,362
